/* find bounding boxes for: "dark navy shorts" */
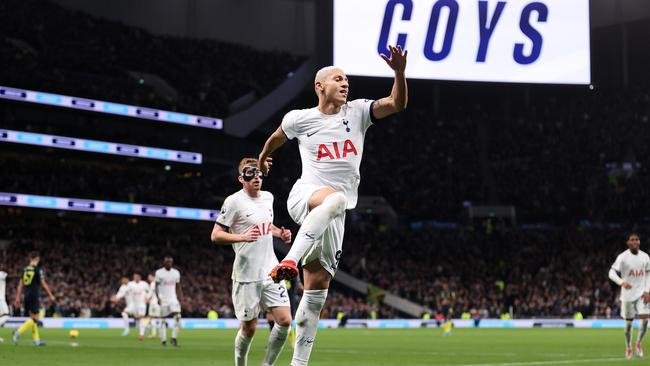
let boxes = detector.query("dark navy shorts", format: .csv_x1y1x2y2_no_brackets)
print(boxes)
23,296,39,315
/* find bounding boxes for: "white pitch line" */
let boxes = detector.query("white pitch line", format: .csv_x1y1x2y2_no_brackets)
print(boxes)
454,357,623,366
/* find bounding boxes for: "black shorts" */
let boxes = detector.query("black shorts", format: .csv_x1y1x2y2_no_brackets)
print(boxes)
23,296,39,315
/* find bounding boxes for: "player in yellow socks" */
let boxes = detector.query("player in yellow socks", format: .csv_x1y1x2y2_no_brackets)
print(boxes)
13,251,57,346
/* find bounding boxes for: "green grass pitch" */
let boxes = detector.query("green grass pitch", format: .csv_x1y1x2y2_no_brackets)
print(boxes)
0,327,646,365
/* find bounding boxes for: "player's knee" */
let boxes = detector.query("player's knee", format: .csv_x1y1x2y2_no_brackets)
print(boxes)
276,316,292,328
323,192,346,217
241,322,257,337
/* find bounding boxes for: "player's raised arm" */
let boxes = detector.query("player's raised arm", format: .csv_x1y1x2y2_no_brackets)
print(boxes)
258,126,287,175
372,45,408,119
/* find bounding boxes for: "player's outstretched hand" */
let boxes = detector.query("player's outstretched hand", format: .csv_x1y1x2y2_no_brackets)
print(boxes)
622,282,632,289
242,226,261,242
14,298,21,308
259,157,273,176
380,45,407,73
280,226,292,244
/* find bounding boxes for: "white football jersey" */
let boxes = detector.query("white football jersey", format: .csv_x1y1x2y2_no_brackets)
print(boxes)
155,267,180,304
281,99,376,209
116,283,133,307
0,271,6,303
216,190,279,282
148,281,158,303
611,249,650,301
128,280,150,307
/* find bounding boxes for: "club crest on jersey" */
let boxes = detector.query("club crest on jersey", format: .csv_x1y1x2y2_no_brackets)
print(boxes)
342,119,350,132
629,269,645,277
317,139,358,161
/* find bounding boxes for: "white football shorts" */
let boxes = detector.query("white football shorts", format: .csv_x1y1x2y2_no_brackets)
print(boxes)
287,181,346,277
160,300,181,317
620,298,650,319
125,304,147,318
232,278,289,321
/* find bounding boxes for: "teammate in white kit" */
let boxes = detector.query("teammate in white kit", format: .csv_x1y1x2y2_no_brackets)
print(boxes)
211,157,294,366
609,232,650,359
155,256,183,347
258,45,408,365
127,273,150,340
0,270,9,343
112,276,133,336
146,273,160,338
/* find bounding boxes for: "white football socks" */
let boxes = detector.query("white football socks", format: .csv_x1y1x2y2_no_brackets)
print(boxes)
139,318,146,337
160,320,167,343
235,329,253,366
291,289,328,366
0,314,8,328
121,312,129,332
638,319,648,345
626,322,633,348
172,314,181,339
263,324,290,365
285,192,346,264
150,319,158,336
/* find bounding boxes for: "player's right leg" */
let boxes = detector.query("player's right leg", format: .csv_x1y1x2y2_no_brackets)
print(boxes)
236,319,257,366
121,306,132,336
271,188,346,282
622,301,635,359
148,304,160,338
290,261,330,366
159,305,169,345
0,300,9,335
232,280,262,365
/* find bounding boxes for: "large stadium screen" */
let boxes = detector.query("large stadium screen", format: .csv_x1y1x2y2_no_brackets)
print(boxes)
333,0,591,84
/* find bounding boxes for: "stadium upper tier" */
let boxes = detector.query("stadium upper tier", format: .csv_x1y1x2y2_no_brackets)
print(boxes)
0,0,304,118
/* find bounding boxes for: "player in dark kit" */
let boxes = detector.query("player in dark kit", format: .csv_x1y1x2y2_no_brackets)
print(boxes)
12,251,56,346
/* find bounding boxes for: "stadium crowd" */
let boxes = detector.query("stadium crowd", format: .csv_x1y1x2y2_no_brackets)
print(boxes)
0,211,380,319
341,225,623,319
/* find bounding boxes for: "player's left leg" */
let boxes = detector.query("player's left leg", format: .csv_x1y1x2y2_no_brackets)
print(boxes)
261,279,292,366
291,261,330,366
636,310,649,357
138,316,146,340
121,311,130,336
149,317,159,337
30,313,43,346
263,306,291,366
171,312,181,346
